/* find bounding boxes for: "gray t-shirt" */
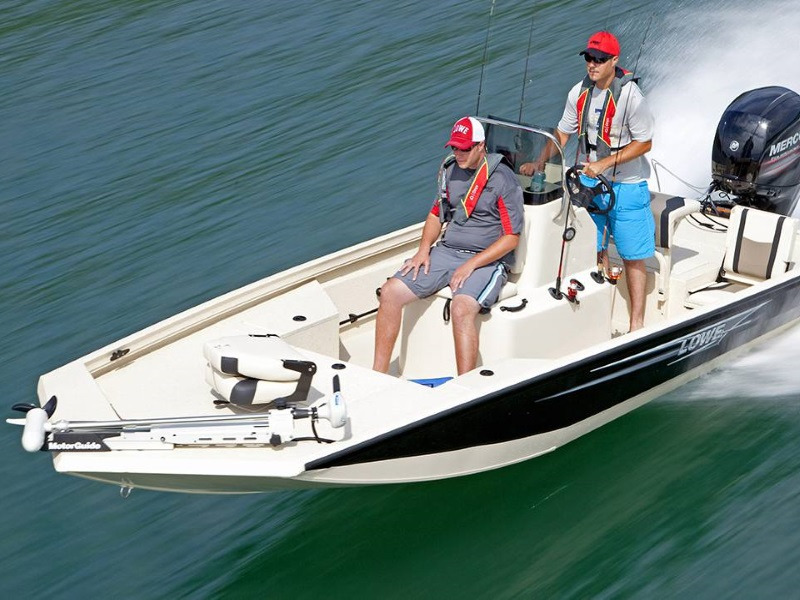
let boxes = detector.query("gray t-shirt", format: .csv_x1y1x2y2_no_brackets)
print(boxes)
433,160,525,263
557,79,654,183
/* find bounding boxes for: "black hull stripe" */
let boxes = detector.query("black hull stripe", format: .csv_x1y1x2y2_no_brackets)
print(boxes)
732,208,747,273
306,275,800,471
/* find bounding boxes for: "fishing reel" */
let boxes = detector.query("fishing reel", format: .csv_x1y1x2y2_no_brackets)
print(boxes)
565,166,616,215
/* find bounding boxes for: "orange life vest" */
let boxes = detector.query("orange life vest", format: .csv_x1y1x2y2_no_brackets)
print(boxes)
437,153,508,225
576,67,636,160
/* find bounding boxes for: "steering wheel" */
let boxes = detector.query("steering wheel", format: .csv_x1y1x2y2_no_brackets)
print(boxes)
565,166,616,215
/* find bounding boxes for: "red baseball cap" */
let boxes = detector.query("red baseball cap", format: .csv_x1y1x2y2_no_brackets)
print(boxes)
445,116,485,150
579,31,620,59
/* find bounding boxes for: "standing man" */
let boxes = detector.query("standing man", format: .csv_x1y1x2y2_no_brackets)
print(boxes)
373,116,525,375
522,31,655,332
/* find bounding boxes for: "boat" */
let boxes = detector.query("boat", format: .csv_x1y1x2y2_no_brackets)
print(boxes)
8,86,800,495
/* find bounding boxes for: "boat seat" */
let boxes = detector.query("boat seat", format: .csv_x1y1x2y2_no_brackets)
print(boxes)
203,334,316,407
431,211,530,306
434,280,518,303
685,205,797,308
650,193,703,301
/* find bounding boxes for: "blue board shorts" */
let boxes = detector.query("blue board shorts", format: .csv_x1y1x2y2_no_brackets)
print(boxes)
394,244,508,309
581,175,655,260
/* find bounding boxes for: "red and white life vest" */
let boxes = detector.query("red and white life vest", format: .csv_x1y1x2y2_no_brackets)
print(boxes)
436,153,509,225
576,67,636,160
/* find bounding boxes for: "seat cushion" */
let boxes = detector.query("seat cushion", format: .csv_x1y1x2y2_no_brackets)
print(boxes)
434,282,518,302
204,365,298,405
723,206,797,282
650,193,702,250
203,335,304,381
684,281,749,309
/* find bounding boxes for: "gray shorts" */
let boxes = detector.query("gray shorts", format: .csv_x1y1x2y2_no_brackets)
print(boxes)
394,244,509,309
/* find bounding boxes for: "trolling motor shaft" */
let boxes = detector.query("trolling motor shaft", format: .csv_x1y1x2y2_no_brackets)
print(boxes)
8,376,348,453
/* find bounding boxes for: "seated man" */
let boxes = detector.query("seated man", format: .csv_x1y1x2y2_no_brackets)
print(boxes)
372,117,525,375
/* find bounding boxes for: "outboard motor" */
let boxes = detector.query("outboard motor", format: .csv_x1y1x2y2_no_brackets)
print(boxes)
711,86,800,216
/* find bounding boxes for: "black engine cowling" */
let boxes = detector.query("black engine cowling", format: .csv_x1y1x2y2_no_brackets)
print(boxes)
711,86,800,216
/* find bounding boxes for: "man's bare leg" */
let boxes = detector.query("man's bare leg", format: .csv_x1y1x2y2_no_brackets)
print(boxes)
372,278,418,373
624,258,647,332
450,295,481,375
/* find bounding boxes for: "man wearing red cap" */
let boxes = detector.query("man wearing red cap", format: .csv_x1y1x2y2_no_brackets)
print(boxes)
522,31,655,332
373,116,525,375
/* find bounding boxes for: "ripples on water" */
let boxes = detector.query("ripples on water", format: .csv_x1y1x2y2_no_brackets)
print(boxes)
2,0,800,597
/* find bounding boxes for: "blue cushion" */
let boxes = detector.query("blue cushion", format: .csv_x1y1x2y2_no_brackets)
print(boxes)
409,377,453,388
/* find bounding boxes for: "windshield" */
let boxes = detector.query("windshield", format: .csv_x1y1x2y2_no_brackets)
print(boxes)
479,117,565,205
482,118,562,175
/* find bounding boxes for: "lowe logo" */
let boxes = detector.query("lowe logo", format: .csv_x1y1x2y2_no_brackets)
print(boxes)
769,132,800,157
667,302,767,366
678,323,727,356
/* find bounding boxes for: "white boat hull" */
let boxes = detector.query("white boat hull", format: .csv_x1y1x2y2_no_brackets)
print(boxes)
12,118,800,495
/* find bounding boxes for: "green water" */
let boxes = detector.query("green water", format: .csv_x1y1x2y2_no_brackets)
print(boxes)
3,0,800,597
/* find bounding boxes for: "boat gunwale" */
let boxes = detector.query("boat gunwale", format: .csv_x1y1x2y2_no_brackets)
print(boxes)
84,222,425,377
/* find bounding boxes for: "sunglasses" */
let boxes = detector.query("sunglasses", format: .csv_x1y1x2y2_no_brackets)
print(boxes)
452,143,478,152
584,54,612,65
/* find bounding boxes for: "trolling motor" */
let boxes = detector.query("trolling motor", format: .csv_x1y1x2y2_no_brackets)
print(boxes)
7,376,348,452
10,396,58,452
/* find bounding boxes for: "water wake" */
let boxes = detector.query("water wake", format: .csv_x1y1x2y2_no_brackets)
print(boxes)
640,0,800,399
645,0,800,198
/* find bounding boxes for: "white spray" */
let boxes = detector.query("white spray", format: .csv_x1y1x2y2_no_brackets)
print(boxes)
644,0,800,200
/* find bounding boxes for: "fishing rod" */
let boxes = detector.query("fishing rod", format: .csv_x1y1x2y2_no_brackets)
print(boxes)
518,7,537,123
548,216,578,301
609,15,654,178
603,0,616,31
475,0,497,115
